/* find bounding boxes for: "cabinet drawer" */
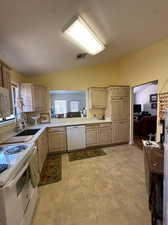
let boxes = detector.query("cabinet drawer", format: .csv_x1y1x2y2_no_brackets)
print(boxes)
86,124,99,129
48,127,65,132
99,123,111,128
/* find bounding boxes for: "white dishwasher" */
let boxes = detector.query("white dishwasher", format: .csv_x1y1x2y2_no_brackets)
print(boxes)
67,126,86,151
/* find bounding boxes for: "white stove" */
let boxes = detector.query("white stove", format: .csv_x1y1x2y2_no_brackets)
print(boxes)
0,143,38,225
0,143,34,187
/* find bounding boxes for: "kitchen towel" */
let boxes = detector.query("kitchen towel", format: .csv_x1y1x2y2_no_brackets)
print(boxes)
29,148,40,188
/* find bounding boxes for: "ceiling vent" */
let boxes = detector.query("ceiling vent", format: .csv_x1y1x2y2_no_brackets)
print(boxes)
76,53,88,60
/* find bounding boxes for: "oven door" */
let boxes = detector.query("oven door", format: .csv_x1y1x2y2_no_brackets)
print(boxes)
2,162,33,225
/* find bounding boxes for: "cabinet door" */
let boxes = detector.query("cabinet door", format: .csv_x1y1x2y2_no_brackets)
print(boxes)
99,126,112,145
37,130,48,173
86,128,99,147
112,121,129,144
111,122,121,143
111,87,129,97
48,131,66,152
89,88,106,109
120,97,130,121
1,65,13,112
111,97,129,121
111,98,123,121
120,121,129,143
34,85,40,111
21,83,35,112
21,83,47,112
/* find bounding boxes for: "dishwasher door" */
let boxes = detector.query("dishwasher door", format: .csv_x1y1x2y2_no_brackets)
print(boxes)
67,126,86,151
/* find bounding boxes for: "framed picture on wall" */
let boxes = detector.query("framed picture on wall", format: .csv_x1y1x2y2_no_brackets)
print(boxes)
151,103,157,109
150,94,157,103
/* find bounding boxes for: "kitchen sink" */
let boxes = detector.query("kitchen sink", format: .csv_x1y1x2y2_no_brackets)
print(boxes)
16,129,40,136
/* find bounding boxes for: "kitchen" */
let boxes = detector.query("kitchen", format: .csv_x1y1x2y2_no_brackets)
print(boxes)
0,83,131,225
0,0,168,225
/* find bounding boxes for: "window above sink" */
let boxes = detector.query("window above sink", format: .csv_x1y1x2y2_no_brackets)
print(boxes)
50,90,87,119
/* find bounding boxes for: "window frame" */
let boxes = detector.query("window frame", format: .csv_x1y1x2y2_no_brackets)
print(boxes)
0,84,18,124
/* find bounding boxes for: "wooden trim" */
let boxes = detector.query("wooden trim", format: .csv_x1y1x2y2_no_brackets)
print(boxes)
107,85,130,88
132,80,158,88
0,60,12,70
89,85,130,89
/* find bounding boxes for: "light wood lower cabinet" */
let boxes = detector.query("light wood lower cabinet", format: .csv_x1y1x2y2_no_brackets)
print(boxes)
36,130,48,173
48,127,66,153
86,123,112,147
99,126,112,145
112,121,129,144
86,126,99,147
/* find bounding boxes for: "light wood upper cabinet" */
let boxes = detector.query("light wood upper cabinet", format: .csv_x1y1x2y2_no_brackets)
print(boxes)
48,127,67,152
88,87,107,109
111,97,130,122
1,64,13,113
105,86,130,118
21,83,48,112
110,87,130,97
21,83,35,112
36,130,48,173
112,121,129,144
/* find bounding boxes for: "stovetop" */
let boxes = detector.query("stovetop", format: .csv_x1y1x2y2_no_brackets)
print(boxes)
5,145,27,154
0,143,34,187
0,164,8,173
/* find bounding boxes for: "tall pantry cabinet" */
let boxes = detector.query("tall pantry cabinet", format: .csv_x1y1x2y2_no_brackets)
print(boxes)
105,86,130,144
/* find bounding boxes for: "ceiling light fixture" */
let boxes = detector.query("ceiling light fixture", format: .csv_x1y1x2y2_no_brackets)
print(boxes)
63,16,105,55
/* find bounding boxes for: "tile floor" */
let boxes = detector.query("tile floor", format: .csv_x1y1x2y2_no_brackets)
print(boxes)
32,144,151,225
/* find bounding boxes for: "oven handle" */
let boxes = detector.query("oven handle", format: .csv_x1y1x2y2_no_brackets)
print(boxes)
4,162,30,189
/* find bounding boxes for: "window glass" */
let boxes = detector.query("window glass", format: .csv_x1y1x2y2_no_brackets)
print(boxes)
54,100,67,114
70,101,79,112
50,90,86,118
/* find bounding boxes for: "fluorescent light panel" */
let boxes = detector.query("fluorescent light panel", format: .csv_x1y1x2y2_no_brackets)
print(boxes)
64,16,105,55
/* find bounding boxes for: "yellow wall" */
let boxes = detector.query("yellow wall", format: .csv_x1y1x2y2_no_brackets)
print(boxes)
2,38,168,141
119,39,168,141
119,39,168,89
26,60,120,118
26,60,120,90
10,70,27,83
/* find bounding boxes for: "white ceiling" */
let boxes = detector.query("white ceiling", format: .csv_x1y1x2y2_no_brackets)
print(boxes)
0,0,168,75
133,81,158,94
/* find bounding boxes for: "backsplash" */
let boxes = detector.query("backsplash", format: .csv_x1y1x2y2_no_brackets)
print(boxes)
0,122,16,143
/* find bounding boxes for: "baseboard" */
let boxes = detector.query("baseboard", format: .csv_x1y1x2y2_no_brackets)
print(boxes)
129,140,134,145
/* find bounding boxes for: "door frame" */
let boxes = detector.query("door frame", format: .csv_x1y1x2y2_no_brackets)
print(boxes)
129,80,158,144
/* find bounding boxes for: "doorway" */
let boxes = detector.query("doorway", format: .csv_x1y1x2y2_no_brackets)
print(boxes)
132,80,158,149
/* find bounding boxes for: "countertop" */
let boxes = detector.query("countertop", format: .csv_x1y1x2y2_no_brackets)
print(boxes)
0,118,112,145
144,147,164,175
